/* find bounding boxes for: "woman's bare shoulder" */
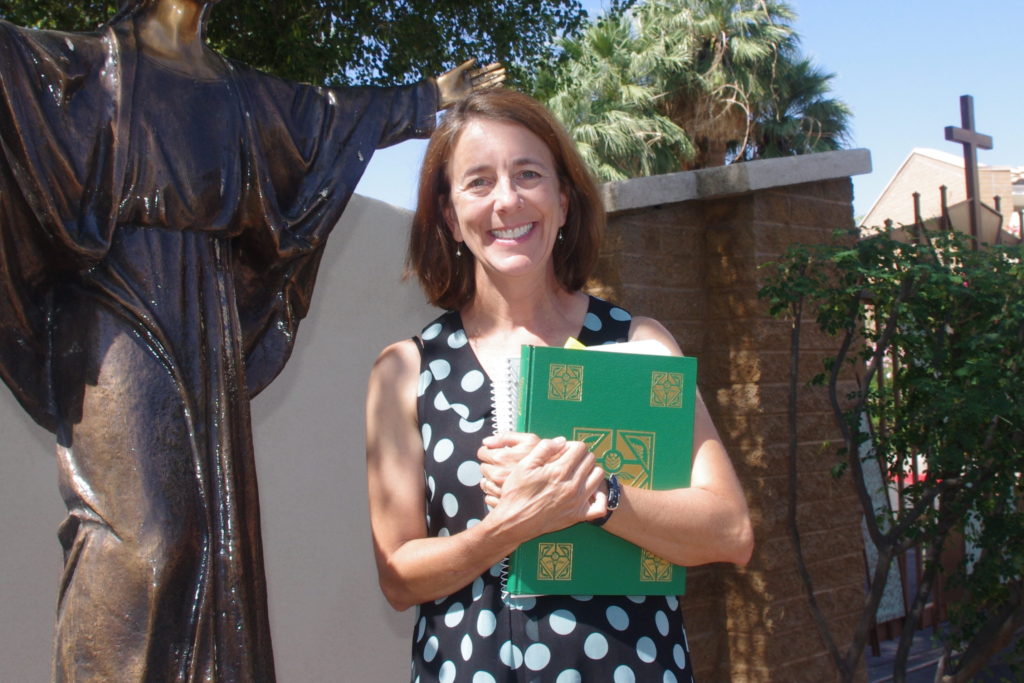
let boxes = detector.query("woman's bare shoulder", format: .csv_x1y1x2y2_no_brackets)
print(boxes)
627,316,683,355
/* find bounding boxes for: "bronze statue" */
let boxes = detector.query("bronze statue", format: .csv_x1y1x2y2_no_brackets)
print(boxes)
0,0,502,680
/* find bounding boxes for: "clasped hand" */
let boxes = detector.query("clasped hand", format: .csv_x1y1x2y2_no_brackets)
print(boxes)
477,433,607,538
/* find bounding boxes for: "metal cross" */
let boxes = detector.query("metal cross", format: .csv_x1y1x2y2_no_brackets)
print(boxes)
944,94,993,241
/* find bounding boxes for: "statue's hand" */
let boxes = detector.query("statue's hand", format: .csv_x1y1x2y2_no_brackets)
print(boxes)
436,59,506,110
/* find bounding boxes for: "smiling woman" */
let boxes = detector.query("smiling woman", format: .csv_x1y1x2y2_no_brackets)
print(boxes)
365,89,753,681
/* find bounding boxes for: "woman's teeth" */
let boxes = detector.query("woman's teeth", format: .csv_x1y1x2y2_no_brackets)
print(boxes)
491,223,533,239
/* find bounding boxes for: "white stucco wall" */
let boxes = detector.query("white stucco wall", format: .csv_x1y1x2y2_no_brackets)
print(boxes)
0,194,437,682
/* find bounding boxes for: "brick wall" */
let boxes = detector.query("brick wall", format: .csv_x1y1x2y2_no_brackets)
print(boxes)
591,163,869,680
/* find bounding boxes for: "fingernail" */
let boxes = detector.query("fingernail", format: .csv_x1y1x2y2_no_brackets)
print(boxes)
551,436,566,446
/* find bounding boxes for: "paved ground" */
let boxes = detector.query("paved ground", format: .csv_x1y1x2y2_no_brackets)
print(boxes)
867,627,1019,682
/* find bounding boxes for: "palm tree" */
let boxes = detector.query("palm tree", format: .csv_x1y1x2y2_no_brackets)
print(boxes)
534,12,696,180
647,0,798,167
741,57,852,160
533,0,851,180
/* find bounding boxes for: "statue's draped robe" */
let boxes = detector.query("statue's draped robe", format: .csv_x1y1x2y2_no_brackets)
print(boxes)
0,19,436,682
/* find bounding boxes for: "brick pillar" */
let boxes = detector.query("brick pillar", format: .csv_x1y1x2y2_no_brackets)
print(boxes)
594,178,866,681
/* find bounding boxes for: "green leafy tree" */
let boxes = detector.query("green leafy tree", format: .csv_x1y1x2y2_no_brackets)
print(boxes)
760,227,1024,682
533,0,850,179
0,0,590,86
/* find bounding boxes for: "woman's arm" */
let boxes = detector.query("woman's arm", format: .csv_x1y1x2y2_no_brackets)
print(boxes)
600,316,754,567
365,340,606,611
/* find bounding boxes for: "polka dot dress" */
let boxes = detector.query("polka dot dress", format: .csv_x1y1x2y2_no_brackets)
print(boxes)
411,296,694,682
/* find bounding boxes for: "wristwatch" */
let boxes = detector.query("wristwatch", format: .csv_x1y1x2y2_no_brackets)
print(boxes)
590,474,621,527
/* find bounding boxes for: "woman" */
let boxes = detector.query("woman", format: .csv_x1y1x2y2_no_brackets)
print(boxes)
0,1,498,680
366,88,753,681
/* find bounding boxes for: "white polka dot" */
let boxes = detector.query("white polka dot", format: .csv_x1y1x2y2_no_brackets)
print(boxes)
423,636,439,662
444,602,465,627
450,402,470,419
549,609,577,635
499,641,523,669
571,594,593,601
524,643,552,671
666,595,679,611
460,633,473,660
434,390,451,411
613,665,636,683
421,423,432,450
610,307,631,321
471,577,484,601
437,527,450,537
655,610,670,637
673,643,686,669
433,439,454,462
461,369,485,392
466,518,481,529
584,633,608,659
583,312,602,331
429,358,452,380
556,671,583,683
442,493,459,517
439,660,456,683
448,330,469,348
427,476,436,498
460,417,486,433
663,672,678,683
418,370,433,396
626,594,647,604
457,460,482,487
636,636,657,663
606,605,629,631
489,563,503,577
416,616,426,642
421,322,442,340
477,609,497,637
473,673,497,683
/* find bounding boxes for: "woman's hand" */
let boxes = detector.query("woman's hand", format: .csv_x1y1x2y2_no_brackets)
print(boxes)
483,436,607,540
435,59,506,110
477,432,538,507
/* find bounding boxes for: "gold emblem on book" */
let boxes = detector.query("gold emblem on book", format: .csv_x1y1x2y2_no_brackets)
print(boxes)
547,363,584,401
573,428,655,490
640,549,674,582
537,542,574,581
650,371,684,408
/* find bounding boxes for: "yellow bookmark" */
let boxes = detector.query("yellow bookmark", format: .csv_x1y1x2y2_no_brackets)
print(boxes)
563,337,586,350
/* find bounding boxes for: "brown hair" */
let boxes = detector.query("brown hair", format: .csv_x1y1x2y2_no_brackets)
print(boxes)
406,88,604,310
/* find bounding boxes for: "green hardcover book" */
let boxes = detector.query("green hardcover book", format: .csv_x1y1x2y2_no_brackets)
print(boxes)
503,343,697,597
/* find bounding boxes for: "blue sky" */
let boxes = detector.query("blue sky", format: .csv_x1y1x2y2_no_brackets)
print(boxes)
354,0,1023,220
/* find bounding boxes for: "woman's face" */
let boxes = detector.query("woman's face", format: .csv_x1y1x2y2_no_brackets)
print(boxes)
444,119,567,285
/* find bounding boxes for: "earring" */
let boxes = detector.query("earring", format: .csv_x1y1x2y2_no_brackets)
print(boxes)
557,229,564,243
455,242,462,257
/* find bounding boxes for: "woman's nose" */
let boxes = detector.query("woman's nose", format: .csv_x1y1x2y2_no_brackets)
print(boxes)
493,177,520,211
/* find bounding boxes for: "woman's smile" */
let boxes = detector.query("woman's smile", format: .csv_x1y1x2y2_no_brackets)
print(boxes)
490,222,535,241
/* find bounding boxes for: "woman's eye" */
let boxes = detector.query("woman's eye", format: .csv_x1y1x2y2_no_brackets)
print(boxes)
466,177,490,189
516,170,544,186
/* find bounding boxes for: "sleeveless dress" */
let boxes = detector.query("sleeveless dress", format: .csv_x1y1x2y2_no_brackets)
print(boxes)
412,296,694,683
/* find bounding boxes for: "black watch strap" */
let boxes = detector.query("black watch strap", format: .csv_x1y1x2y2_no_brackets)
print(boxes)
589,474,620,527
